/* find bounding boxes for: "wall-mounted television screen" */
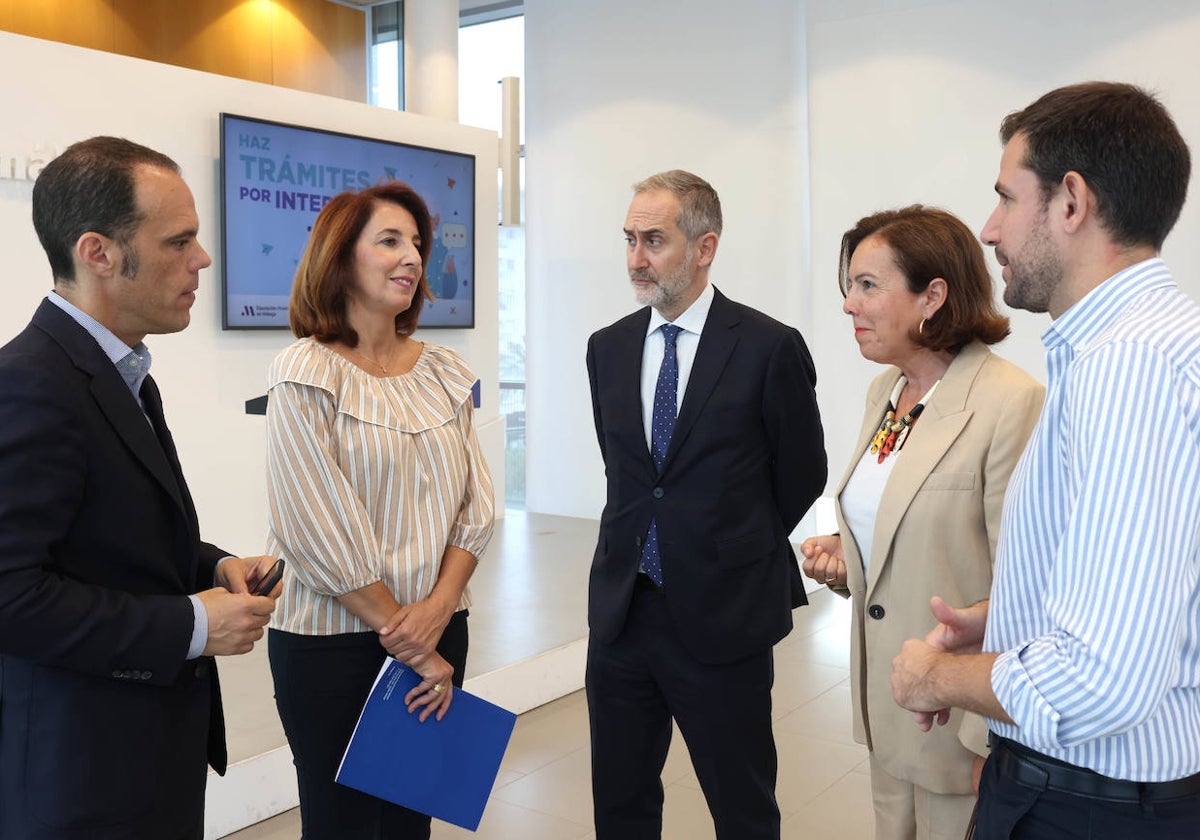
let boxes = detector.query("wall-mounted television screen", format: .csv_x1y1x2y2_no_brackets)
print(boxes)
220,113,476,329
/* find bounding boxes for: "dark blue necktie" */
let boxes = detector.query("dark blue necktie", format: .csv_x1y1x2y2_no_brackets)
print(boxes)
640,324,682,586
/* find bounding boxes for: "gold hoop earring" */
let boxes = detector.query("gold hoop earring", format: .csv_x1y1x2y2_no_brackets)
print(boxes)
918,318,927,335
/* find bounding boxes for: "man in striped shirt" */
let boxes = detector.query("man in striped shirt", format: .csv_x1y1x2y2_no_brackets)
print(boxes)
890,82,1200,839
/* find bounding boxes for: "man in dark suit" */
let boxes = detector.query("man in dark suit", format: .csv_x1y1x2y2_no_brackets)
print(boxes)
586,170,827,839
0,137,278,840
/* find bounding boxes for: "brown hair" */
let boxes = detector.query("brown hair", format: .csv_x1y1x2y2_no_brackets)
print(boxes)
32,136,180,282
1000,82,1190,251
839,205,1009,352
288,181,434,343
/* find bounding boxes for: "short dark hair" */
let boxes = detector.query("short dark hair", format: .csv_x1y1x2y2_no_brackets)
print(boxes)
839,205,1010,352
1000,82,1191,250
633,169,723,241
31,136,180,282
288,181,434,343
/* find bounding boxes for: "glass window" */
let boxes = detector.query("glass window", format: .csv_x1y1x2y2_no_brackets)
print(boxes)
369,2,403,110
458,15,524,134
459,14,526,508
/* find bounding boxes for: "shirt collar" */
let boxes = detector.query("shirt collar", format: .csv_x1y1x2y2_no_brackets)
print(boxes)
46,292,152,385
1042,257,1173,353
646,281,715,338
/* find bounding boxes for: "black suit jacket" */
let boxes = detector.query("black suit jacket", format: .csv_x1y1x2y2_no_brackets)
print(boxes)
0,300,228,839
587,288,826,664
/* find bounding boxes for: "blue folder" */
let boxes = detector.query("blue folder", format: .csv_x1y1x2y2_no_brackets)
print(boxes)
336,660,518,831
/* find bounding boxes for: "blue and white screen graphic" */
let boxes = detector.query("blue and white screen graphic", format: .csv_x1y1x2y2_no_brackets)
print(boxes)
220,113,476,329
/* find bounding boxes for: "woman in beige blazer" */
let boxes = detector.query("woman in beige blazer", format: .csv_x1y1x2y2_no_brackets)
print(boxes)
801,206,1043,840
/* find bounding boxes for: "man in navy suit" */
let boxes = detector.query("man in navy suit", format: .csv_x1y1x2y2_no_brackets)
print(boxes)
0,137,278,839
586,170,827,839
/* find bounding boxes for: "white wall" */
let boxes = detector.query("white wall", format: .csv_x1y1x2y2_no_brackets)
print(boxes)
523,0,812,518
805,0,1200,472
522,0,1200,517
0,31,502,559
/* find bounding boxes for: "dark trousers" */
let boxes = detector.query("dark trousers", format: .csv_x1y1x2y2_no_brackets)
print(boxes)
974,743,1200,840
586,584,779,840
269,611,468,840
172,821,204,840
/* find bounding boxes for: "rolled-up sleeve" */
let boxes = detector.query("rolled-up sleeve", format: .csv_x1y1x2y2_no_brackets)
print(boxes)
991,343,1200,751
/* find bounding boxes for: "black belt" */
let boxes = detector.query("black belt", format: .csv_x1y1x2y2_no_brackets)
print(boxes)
993,736,1200,803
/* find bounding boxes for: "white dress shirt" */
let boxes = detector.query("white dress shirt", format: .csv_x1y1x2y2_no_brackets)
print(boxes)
641,282,715,449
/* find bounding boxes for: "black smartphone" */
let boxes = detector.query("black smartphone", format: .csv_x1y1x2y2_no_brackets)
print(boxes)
251,558,285,596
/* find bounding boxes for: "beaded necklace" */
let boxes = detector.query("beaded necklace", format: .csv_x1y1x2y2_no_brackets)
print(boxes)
869,375,940,463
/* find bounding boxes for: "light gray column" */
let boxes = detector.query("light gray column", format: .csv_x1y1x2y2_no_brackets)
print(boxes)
404,0,459,120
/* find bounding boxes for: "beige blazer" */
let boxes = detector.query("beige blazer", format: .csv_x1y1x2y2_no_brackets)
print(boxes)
833,340,1043,794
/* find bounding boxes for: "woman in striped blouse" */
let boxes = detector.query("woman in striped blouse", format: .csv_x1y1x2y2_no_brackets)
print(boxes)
264,181,495,839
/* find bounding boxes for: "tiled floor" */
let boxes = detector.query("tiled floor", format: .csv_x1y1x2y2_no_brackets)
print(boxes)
225,585,874,840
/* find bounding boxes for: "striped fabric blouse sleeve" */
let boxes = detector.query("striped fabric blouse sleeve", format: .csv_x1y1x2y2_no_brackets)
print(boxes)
265,379,384,597
991,341,1200,751
445,397,495,558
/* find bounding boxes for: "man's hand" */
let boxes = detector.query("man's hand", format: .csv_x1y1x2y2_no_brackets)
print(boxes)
216,555,281,597
800,533,846,587
891,598,1010,730
907,596,990,729
891,637,949,730
197,587,275,656
925,596,988,655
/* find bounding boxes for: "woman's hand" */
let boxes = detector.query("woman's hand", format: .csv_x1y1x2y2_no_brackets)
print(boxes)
378,597,453,662
403,650,455,722
800,534,846,587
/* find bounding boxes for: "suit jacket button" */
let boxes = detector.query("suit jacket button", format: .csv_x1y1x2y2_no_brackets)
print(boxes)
140,671,153,680
868,604,885,620
652,487,665,499
112,670,124,679
635,536,643,547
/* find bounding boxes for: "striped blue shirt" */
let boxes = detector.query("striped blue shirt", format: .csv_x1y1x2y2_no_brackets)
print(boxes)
985,258,1200,782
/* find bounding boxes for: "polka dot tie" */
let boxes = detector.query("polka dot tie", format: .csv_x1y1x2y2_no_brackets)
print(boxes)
640,323,682,587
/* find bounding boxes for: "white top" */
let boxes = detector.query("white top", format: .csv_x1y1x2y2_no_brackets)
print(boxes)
265,337,495,636
840,446,901,576
640,281,714,448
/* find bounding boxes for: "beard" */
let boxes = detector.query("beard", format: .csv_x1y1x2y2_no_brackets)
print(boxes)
118,242,141,280
631,247,695,312
1000,210,1061,314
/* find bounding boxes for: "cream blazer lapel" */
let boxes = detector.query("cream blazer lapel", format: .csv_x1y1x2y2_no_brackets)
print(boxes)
836,342,991,601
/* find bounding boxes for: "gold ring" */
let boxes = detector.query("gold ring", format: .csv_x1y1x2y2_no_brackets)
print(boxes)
431,683,444,695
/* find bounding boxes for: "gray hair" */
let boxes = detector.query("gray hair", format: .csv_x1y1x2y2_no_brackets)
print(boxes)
633,169,723,241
